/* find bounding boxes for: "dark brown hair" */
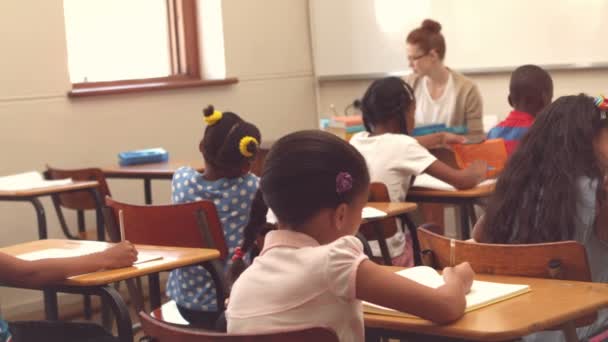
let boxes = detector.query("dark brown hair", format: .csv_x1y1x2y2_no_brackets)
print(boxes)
406,19,446,60
358,76,415,135
482,94,607,243
261,130,370,227
200,105,261,173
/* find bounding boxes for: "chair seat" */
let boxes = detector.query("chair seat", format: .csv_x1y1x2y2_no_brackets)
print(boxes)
151,300,190,326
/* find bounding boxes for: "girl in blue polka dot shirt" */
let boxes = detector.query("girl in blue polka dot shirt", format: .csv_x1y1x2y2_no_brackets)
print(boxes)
167,105,261,329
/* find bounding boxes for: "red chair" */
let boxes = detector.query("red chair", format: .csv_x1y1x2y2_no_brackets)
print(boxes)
139,311,339,342
104,197,228,325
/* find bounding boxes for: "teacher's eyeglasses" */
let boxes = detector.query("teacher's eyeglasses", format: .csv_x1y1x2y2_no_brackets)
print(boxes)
407,53,428,62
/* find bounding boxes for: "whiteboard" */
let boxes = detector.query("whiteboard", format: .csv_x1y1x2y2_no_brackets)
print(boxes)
309,0,608,79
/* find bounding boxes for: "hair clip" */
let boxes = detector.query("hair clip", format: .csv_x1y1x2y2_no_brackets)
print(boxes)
231,247,244,262
594,95,608,120
336,172,353,194
239,136,259,157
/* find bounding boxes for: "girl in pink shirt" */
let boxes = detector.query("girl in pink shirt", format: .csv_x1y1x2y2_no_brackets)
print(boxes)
225,130,474,341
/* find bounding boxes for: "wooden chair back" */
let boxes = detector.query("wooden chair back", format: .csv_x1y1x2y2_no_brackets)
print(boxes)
417,227,594,326
359,182,421,265
44,166,111,241
45,166,111,210
104,197,228,259
139,311,339,342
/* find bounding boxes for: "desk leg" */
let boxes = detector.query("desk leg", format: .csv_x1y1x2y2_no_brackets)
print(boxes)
98,285,133,342
372,223,393,265
459,204,471,240
144,179,152,205
43,290,58,320
30,198,47,240
148,273,161,310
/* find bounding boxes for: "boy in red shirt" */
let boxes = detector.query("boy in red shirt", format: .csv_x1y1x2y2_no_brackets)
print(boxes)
488,65,553,156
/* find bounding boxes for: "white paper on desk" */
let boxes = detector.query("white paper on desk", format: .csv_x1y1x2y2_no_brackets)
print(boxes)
363,266,530,318
0,171,72,191
17,247,162,265
362,207,387,219
413,174,496,191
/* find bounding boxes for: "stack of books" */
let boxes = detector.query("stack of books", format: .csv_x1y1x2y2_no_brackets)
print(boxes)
324,115,365,140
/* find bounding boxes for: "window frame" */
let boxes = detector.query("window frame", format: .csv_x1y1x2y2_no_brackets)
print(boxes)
67,0,237,98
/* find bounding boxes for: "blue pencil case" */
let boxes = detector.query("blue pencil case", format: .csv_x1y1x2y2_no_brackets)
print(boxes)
118,148,169,166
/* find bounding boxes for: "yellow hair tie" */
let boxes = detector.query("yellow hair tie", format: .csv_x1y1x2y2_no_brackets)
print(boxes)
239,136,259,157
204,110,223,126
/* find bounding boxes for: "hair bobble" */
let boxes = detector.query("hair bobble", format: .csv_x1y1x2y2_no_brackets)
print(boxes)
231,247,244,262
239,136,259,157
336,172,353,194
203,105,223,126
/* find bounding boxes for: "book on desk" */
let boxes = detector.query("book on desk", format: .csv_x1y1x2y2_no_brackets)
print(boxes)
363,266,530,318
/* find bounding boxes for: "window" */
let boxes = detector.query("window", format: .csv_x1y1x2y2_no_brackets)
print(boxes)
63,0,236,97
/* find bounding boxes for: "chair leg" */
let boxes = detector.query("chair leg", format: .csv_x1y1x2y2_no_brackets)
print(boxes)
560,321,579,342
402,214,421,266
83,295,92,320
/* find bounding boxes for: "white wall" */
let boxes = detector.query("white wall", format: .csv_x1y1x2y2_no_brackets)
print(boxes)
0,0,316,316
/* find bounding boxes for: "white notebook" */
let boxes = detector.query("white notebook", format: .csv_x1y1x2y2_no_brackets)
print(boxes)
17,247,162,266
413,174,496,192
363,266,530,318
0,171,72,191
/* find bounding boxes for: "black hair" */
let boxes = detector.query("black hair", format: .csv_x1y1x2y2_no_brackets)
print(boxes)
200,105,262,173
226,189,271,290
509,65,553,114
261,130,370,227
482,94,607,244
358,77,415,135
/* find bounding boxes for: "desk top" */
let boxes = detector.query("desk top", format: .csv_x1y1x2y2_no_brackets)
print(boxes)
365,268,608,341
408,183,495,199
0,239,220,286
102,160,205,179
0,181,100,198
365,202,417,222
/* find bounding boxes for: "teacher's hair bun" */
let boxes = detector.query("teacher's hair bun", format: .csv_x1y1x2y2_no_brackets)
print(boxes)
421,19,441,33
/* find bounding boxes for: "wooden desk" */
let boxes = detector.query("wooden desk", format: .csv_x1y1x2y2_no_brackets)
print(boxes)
0,239,221,342
0,181,103,240
364,202,418,223
407,183,495,240
102,161,205,204
365,269,608,342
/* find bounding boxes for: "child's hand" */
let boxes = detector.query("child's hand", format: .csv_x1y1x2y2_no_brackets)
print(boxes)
102,241,138,269
465,160,488,183
441,133,467,148
443,262,474,294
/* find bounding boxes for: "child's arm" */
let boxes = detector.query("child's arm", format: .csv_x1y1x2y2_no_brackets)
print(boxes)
357,261,474,324
415,132,466,150
0,241,138,288
424,159,487,190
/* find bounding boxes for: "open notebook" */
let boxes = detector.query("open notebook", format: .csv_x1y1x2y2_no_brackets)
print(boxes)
363,266,530,318
0,171,72,192
413,174,496,192
17,246,162,266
